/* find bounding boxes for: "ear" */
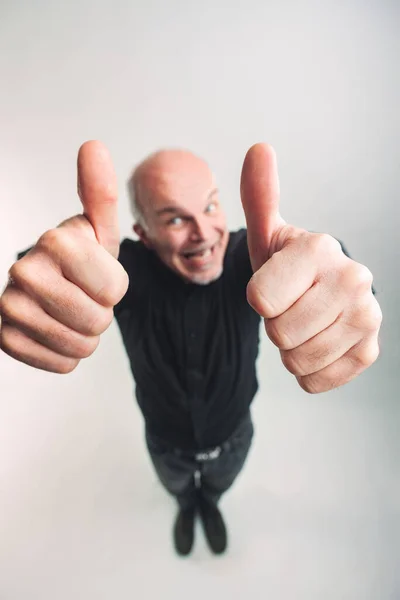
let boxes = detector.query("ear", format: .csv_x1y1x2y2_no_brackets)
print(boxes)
133,223,153,249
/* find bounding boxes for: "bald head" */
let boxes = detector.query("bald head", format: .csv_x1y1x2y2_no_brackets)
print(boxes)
127,149,216,229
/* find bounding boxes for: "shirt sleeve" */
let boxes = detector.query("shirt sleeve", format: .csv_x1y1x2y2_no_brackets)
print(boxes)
16,246,34,260
113,239,138,318
233,228,254,285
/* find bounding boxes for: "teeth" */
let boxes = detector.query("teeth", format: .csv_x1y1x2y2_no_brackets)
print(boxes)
185,247,213,258
195,248,211,258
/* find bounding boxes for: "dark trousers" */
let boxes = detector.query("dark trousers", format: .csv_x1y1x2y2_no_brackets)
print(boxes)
145,412,254,510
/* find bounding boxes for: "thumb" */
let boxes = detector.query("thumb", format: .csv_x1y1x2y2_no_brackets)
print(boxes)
77,140,120,258
240,143,286,272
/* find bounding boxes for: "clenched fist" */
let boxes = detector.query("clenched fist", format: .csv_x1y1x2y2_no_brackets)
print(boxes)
240,143,382,393
0,141,129,373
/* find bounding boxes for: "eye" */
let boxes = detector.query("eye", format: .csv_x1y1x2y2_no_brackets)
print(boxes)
167,216,183,226
205,201,218,213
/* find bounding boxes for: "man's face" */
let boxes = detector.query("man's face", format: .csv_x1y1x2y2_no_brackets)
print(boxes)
132,152,230,285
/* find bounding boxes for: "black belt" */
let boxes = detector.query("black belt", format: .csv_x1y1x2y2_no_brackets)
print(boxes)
174,444,224,462
194,447,222,461
170,412,251,462
146,411,251,463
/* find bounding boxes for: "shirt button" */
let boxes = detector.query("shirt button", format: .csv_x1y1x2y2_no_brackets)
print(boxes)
190,332,196,339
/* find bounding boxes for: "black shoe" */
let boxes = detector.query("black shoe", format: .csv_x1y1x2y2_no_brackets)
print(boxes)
173,506,196,556
198,497,227,554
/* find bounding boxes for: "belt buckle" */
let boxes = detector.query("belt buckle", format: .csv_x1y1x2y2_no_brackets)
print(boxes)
195,446,221,461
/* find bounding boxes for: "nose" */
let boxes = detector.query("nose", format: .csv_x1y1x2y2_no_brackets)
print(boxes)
189,215,212,242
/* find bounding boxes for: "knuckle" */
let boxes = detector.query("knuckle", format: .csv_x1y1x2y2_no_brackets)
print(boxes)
296,375,319,394
84,307,114,336
343,262,374,292
56,358,80,374
37,227,82,266
8,249,53,293
281,349,306,376
355,264,374,289
48,326,100,359
70,335,100,359
0,324,13,353
352,341,380,369
348,299,383,333
265,319,293,349
0,325,22,358
363,300,383,332
0,286,29,326
370,301,383,329
247,278,277,318
0,323,81,374
57,214,96,238
98,264,130,307
37,228,65,253
310,233,341,255
0,290,12,321
0,300,15,326
8,260,30,287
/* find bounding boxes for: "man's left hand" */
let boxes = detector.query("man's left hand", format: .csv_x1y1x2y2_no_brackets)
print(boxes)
240,143,382,394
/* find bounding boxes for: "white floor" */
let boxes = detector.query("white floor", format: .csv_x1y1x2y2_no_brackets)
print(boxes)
0,330,399,600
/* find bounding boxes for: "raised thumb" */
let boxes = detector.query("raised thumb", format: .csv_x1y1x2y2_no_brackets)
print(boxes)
77,140,120,258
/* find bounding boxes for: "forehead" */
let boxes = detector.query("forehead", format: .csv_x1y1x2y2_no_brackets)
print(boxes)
137,151,216,210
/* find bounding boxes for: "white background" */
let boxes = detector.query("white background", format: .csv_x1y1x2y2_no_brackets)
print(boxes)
0,1,399,598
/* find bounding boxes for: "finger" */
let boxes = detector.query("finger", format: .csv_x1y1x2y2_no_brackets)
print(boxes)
247,232,348,319
8,254,113,336
35,228,128,308
0,323,80,374
279,320,363,377
246,233,318,319
265,278,345,350
240,143,285,272
0,286,100,359
295,334,380,394
77,140,120,258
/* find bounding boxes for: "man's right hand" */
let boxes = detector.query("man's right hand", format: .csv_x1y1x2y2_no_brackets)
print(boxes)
0,141,129,373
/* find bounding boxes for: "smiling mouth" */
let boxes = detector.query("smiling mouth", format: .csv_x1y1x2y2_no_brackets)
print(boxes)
182,241,218,260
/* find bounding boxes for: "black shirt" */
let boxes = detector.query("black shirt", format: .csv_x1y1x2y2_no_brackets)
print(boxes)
16,230,374,452
113,229,261,451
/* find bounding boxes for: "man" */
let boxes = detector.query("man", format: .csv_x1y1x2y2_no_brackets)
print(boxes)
0,141,381,557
